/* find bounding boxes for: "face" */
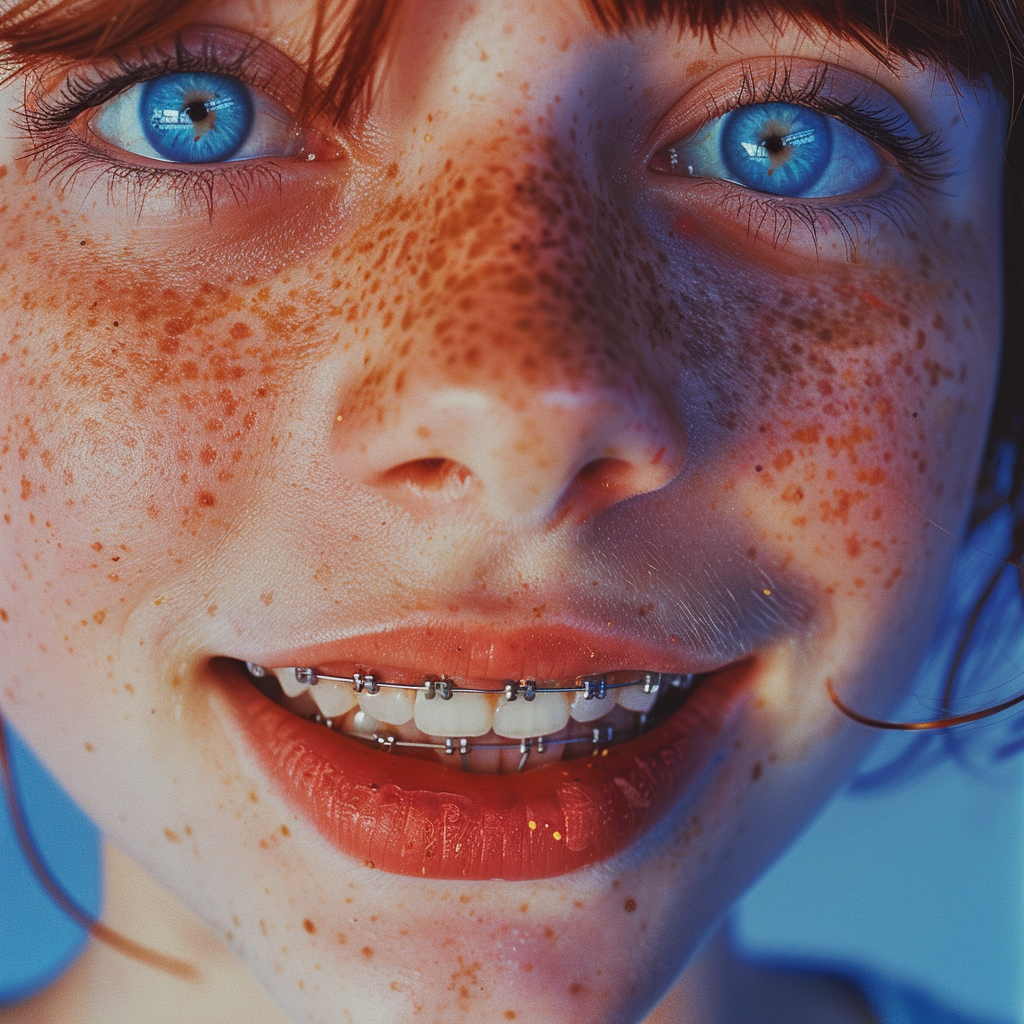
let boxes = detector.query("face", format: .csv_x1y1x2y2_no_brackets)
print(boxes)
0,0,1006,1021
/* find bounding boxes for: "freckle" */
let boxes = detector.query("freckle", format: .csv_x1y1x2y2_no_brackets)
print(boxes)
362,946,374,958
164,828,181,843
504,1012,517,1020
20,476,31,499
198,491,216,507
93,610,105,624
230,322,251,341
303,919,317,934
569,983,584,996
207,605,217,616
281,824,291,837
84,742,94,752
624,898,637,912
751,762,763,781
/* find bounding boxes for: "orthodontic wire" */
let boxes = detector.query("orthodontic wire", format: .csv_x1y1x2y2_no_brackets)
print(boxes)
246,664,697,771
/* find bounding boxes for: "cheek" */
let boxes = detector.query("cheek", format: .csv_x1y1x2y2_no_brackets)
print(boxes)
0,205,327,625
717,240,998,636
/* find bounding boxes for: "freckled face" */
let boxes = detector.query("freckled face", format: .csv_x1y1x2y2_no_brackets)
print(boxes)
0,2,1004,1023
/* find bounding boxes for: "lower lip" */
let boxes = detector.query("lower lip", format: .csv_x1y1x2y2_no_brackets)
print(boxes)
216,659,755,880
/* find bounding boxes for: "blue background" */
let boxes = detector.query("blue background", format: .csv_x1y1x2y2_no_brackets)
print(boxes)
0,723,101,1005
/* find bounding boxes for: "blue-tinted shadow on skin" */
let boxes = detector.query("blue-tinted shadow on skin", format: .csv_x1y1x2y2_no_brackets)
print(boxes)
0,720,101,1005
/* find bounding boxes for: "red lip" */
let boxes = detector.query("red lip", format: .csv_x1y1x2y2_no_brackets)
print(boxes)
215,652,756,880
247,622,740,682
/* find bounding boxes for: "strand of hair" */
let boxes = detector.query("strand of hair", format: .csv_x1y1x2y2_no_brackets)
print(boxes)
0,709,199,983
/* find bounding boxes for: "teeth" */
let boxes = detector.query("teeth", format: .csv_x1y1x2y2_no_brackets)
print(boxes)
414,688,494,737
274,667,309,699
251,663,704,772
492,688,570,739
616,674,661,713
349,710,382,738
311,680,359,718
569,679,618,723
358,686,415,725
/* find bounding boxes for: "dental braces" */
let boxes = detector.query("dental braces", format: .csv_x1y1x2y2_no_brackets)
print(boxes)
349,726,623,772
246,663,696,702
244,664,702,772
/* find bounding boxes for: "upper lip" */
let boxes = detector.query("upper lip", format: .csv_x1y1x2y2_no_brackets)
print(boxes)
234,620,755,683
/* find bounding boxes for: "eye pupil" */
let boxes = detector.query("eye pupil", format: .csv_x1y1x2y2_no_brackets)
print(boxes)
763,134,785,155
184,101,210,124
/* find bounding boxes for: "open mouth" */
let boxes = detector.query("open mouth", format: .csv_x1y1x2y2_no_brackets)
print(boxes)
240,661,701,773
213,648,757,880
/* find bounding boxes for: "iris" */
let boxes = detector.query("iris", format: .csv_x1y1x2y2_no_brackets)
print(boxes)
720,103,831,196
140,72,254,164
664,101,882,199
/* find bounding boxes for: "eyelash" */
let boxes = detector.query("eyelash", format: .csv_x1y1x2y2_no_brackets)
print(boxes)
658,64,950,255
18,38,322,217
17,43,950,250
712,64,949,183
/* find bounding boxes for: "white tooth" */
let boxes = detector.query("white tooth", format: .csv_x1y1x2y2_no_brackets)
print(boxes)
349,710,382,738
616,677,661,713
311,680,358,718
358,686,415,725
414,688,494,737
275,667,308,699
569,686,618,723
492,690,570,739
282,689,320,718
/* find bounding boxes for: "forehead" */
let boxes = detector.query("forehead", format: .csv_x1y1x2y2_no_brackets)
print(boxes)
0,0,1002,84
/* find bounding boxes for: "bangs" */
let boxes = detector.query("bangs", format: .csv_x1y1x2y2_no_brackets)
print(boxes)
591,0,1024,88
0,0,1022,126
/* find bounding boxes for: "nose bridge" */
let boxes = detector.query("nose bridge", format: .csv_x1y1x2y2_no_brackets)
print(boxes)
332,137,687,523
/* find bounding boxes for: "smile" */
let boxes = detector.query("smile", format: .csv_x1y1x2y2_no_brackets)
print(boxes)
242,662,701,772
212,634,759,881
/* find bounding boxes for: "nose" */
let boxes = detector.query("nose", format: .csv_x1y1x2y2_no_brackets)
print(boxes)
331,152,687,526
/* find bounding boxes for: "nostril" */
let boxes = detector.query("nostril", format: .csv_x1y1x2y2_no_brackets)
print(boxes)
377,458,477,499
556,454,679,524
575,457,643,504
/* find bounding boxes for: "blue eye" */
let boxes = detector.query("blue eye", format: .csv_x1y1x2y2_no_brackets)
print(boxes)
663,101,883,198
91,70,306,164
140,73,253,163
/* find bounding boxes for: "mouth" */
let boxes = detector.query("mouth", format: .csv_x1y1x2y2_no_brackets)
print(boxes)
243,662,702,772
212,637,758,880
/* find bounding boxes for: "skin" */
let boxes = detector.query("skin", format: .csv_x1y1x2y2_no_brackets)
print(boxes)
0,0,1006,1021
